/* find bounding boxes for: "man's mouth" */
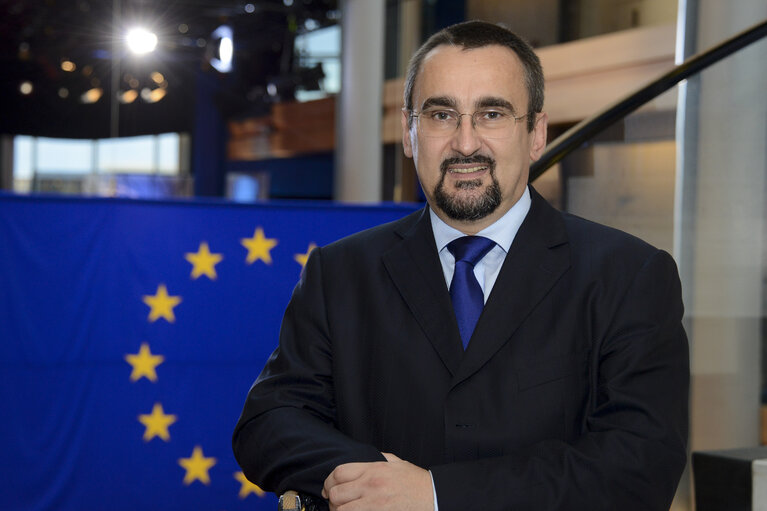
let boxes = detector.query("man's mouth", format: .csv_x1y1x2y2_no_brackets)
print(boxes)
440,156,495,177
449,165,488,174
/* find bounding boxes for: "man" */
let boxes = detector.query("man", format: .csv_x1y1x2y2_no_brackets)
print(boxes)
233,20,689,511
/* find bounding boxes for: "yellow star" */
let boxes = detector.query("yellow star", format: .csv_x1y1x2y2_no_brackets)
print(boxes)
178,446,217,485
241,227,278,265
294,242,317,268
124,342,164,382
142,284,182,323
234,471,265,499
138,402,177,442
185,242,223,280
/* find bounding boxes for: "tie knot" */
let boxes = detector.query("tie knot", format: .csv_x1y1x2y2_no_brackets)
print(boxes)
447,236,496,266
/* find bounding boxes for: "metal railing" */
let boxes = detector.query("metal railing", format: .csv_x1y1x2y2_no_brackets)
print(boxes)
530,18,767,181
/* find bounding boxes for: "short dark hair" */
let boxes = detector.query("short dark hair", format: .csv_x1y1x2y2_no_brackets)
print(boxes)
404,20,544,132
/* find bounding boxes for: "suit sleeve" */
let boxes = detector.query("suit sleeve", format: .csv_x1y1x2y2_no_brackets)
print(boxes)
232,247,385,498
430,249,689,511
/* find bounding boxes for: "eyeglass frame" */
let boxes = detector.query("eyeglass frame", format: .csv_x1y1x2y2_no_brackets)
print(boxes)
406,106,532,138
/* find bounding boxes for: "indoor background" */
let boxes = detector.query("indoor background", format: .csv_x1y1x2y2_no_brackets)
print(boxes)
1,1,766,510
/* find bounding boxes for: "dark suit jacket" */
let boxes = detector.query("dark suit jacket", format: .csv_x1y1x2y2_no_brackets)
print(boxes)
233,187,689,510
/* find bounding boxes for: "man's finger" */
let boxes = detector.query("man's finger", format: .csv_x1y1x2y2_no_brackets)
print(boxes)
325,462,365,485
323,462,371,499
325,479,365,508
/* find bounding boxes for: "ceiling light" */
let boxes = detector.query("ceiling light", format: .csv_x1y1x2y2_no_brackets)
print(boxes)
118,89,139,104
81,88,103,103
19,81,33,95
61,60,76,72
141,87,166,103
126,27,158,55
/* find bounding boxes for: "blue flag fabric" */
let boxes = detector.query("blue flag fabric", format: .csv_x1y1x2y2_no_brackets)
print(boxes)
0,193,417,511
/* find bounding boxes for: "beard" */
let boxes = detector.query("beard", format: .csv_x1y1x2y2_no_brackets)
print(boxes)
433,155,502,222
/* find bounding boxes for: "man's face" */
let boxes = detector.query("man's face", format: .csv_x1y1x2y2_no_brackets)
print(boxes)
402,44,547,232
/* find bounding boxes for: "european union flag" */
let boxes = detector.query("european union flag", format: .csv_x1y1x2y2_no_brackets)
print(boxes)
0,194,416,511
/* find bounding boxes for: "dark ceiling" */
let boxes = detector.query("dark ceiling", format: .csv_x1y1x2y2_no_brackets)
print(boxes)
0,0,338,139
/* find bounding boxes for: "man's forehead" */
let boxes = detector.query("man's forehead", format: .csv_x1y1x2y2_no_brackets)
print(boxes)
421,42,519,64
413,44,527,107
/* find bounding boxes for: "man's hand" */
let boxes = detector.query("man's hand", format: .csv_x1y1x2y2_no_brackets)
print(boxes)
321,452,434,511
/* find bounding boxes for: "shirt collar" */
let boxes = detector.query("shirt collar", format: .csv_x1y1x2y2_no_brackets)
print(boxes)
430,186,531,254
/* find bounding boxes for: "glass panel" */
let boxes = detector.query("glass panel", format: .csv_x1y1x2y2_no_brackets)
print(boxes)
12,135,33,193
157,133,180,175
12,135,33,177
294,24,341,101
10,133,184,196
35,137,93,175
539,30,767,511
97,135,156,174
544,86,678,251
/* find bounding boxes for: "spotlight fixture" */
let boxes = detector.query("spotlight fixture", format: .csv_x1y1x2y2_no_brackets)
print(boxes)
209,25,233,73
126,27,158,55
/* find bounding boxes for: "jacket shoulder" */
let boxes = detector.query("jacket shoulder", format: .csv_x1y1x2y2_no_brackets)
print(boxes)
322,206,426,255
562,211,658,254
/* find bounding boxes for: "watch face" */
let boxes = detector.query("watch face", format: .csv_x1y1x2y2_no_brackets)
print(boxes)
278,491,301,511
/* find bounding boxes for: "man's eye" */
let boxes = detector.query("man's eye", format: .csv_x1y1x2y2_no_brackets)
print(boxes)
480,110,506,121
430,111,455,121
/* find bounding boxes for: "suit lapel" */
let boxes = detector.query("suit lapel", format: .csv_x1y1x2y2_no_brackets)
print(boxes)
382,208,464,376
453,188,571,387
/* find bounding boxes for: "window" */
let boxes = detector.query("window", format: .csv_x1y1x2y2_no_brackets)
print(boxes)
293,24,341,102
12,133,189,196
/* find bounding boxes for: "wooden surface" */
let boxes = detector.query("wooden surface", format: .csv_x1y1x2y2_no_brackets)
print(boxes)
228,97,336,161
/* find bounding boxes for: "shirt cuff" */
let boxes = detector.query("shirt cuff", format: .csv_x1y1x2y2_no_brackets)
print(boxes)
429,470,439,511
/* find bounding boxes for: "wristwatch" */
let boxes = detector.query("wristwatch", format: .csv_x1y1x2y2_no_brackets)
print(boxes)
278,491,328,511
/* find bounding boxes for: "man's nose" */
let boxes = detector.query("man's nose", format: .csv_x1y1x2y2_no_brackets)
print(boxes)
450,114,483,155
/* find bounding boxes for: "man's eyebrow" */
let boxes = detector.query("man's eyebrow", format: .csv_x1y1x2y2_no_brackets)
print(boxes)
475,96,517,114
420,96,457,110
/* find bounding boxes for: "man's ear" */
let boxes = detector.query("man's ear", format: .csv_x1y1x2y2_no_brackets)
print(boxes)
401,109,413,159
529,112,548,162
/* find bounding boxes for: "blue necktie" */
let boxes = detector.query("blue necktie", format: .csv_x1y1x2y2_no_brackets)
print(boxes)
447,236,496,349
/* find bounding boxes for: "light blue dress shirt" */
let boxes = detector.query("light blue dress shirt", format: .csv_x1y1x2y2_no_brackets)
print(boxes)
426,186,532,509
430,186,532,301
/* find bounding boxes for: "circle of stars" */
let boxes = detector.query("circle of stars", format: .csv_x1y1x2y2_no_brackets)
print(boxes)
124,225,317,500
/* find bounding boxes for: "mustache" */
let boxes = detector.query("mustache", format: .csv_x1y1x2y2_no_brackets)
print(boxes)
440,155,495,174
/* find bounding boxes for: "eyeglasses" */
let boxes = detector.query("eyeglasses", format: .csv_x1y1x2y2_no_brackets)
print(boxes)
410,107,530,139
